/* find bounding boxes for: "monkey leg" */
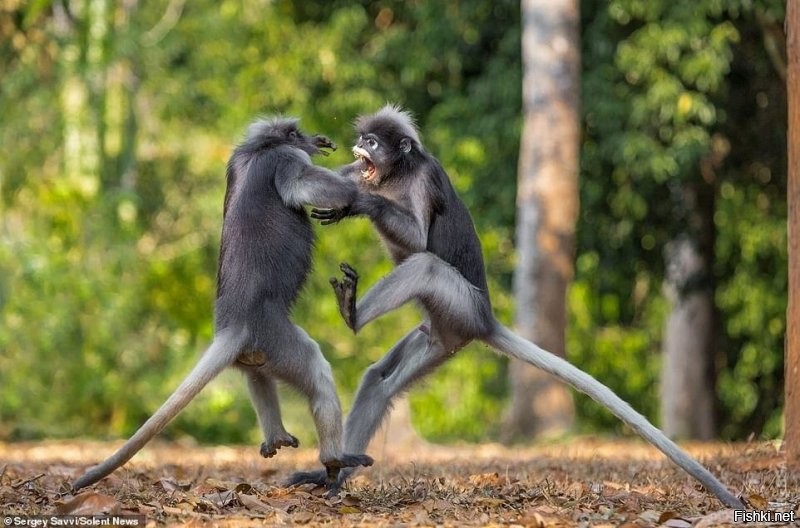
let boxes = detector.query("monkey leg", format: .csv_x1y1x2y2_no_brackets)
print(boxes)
345,327,445,453
268,324,372,484
353,252,492,337
243,369,299,458
287,326,445,488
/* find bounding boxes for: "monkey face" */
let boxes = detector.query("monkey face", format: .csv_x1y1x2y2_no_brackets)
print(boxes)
352,105,420,185
353,134,389,184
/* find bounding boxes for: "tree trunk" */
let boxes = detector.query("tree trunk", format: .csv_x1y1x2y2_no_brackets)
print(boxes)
661,137,721,440
661,233,716,440
785,0,800,467
56,0,108,199
504,0,579,441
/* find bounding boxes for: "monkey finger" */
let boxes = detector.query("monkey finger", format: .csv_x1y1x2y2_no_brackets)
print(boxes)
309,208,330,219
339,263,359,280
312,135,337,151
311,209,339,223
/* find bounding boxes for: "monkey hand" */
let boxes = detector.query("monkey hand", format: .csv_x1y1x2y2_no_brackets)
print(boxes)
311,206,350,225
312,134,337,156
330,263,358,332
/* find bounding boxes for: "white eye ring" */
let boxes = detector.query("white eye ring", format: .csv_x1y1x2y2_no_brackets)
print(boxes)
367,138,377,149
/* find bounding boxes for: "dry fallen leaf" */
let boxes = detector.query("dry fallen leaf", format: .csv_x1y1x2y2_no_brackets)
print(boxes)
663,519,693,528
238,493,273,513
204,478,231,491
694,509,734,528
202,489,236,509
55,492,121,515
747,493,769,509
291,510,315,524
234,482,254,494
159,478,191,492
638,509,661,523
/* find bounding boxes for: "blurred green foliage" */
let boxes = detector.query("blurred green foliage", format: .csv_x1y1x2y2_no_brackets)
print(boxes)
0,0,787,445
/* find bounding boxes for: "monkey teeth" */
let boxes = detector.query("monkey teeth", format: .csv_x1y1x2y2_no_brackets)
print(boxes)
354,153,377,182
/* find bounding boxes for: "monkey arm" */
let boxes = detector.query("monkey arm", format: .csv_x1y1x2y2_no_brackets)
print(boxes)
350,193,427,252
275,159,358,210
338,161,364,184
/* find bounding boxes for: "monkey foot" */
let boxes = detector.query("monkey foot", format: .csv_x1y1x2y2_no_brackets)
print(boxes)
322,453,373,490
259,433,300,458
330,263,358,331
285,469,328,488
324,453,373,470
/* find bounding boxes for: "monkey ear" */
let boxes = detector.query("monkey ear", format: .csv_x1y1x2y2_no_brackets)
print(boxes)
400,137,412,154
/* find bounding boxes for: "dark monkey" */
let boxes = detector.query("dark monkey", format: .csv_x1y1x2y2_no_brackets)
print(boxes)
289,106,744,509
73,118,372,492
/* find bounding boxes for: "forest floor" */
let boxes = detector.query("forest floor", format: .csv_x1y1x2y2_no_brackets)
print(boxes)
0,439,796,527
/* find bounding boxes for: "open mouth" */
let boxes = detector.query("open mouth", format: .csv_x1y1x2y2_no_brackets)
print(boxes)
353,146,378,183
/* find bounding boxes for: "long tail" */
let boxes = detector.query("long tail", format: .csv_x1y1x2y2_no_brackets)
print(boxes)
485,323,744,509
72,327,247,491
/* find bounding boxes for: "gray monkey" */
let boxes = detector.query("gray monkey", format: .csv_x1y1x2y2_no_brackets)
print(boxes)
72,117,373,492
289,105,744,509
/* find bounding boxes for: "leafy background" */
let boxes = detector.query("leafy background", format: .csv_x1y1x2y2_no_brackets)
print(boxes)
0,0,788,445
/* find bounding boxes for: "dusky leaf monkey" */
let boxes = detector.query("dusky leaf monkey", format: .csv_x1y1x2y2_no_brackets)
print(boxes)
289,105,744,509
72,118,373,492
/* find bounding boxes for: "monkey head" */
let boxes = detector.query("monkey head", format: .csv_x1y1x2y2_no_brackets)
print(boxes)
353,105,421,185
246,117,337,157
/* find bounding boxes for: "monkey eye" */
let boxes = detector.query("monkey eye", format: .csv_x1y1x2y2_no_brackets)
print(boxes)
366,138,378,149
288,130,298,140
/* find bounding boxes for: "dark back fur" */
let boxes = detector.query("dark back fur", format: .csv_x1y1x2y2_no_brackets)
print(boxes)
423,158,490,296
215,124,315,333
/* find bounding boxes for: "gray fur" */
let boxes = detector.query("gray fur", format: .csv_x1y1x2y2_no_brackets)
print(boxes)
356,104,420,145
73,118,371,492
291,107,744,509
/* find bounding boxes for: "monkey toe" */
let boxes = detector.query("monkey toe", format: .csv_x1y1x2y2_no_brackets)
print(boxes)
324,453,373,470
260,443,278,458
341,453,374,468
285,470,328,488
260,434,299,458
339,263,358,280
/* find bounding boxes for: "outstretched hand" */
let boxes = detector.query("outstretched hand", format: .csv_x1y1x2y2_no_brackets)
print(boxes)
312,134,337,156
311,207,350,225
